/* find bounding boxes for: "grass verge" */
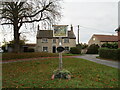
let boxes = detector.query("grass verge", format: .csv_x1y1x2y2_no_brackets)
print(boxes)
2,53,80,61
2,58,120,88
2,52,59,61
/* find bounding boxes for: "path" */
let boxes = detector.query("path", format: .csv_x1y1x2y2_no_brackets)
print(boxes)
72,54,120,69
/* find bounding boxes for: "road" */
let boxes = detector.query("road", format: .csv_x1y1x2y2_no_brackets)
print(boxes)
72,54,120,69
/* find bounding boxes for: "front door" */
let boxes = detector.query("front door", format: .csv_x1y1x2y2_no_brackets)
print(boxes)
53,46,56,53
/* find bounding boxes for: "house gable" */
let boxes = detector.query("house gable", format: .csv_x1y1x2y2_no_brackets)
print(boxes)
88,34,118,46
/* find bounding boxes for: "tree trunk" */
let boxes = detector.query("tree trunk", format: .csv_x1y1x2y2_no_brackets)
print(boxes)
13,23,20,53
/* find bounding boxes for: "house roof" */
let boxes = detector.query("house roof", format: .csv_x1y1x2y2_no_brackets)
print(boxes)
93,34,118,42
37,30,76,39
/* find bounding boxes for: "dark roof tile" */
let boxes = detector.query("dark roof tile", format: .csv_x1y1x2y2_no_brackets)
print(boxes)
37,30,76,39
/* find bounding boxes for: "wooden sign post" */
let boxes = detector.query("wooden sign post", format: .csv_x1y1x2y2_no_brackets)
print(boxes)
53,25,68,70
52,25,71,80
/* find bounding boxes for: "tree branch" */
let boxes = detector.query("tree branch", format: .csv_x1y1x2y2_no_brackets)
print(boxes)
21,2,52,19
18,20,23,30
1,23,13,25
21,17,48,23
0,16,14,22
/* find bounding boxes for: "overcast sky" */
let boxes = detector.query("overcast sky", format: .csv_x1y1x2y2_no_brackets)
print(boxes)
0,0,119,46
59,0,119,43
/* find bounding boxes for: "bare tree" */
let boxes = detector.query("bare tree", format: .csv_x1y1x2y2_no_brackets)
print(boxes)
0,0,62,53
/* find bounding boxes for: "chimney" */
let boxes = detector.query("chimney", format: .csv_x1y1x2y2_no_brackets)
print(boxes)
71,24,73,31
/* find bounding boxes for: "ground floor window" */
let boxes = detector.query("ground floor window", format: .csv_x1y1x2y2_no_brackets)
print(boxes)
43,47,48,52
65,47,69,51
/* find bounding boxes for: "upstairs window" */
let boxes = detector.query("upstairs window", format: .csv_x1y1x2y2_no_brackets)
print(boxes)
64,38,69,43
42,38,48,43
53,39,56,43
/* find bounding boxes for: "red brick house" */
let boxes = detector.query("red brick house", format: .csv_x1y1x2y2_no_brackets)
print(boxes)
88,34,118,47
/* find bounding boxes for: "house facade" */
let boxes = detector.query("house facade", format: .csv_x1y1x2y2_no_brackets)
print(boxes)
23,44,36,52
88,34,118,47
36,25,76,53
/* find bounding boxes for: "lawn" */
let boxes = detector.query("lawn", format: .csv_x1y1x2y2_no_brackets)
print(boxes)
2,52,80,61
2,52,59,61
2,57,120,88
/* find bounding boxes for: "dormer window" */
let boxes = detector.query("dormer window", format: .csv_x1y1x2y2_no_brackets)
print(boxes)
42,38,48,43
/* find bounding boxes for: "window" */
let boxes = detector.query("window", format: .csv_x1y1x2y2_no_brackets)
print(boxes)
42,38,48,43
65,47,69,51
93,37,95,41
53,39,56,43
43,47,48,52
64,38,69,43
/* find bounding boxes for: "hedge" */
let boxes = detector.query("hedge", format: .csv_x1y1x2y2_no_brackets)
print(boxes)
2,52,59,61
86,44,99,54
70,47,81,54
99,48,120,60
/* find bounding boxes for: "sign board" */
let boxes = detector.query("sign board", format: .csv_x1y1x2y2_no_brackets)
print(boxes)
57,46,65,53
53,25,68,37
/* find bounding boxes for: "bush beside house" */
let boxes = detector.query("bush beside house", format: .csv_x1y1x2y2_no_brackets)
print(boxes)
86,44,99,54
99,48,120,60
70,47,81,54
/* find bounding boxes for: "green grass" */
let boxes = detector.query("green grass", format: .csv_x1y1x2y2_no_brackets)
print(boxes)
2,52,80,61
63,53,81,56
2,52,59,61
2,58,120,88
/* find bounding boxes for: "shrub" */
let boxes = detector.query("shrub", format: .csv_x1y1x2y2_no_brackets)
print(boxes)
76,44,88,49
86,44,99,54
99,48,120,60
53,69,71,79
70,47,81,54
101,42,118,49
27,48,35,52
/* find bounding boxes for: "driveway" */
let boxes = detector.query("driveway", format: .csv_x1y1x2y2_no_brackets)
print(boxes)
72,54,120,69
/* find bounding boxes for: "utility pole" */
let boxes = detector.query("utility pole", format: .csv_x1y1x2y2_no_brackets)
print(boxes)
78,25,80,44
115,26,120,48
